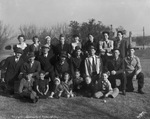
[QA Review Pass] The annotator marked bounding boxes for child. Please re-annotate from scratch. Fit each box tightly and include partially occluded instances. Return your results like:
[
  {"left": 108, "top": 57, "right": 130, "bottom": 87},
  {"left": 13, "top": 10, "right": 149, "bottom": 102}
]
[
  {"left": 83, "top": 76, "right": 95, "bottom": 97},
  {"left": 72, "top": 70, "right": 84, "bottom": 94},
  {"left": 36, "top": 71, "right": 49, "bottom": 99},
  {"left": 18, "top": 73, "right": 38, "bottom": 103},
  {"left": 61, "top": 72, "right": 74, "bottom": 98},
  {"left": 94, "top": 73, "right": 119, "bottom": 99},
  {"left": 49, "top": 77, "right": 64, "bottom": 98}
]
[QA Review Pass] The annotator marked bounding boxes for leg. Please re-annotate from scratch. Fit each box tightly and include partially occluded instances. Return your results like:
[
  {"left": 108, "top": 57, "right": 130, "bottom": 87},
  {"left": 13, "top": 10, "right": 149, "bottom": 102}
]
[
  {"left": 117, "top": 73, "right": 126, "bottom": 95},
  {"left": 94, "top": 91, "right": 104, "bottom": 99},
  {"left": 108, "top": 75, "right": 116, "bottom": 89},
  {"left": 126, "top": 73, "right": 134, "bottom": 92},
  {"left": 137, "top": 72, "right": 144, "bottom": 94}
]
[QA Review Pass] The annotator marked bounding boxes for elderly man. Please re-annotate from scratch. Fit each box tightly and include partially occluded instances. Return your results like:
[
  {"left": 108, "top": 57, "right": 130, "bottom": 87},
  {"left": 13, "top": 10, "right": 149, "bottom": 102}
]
[
  {"left": 2, "top": 48, "right": 24, "bottom": 95},
  {"left": 124, "top": 47, "right": 144, "bottom": 94},
  {"left": 85, "top": 45, "right": 102, "bottom": 83},
  {"left": 105, "top": 49, "right": 126, "bottom": 95}
]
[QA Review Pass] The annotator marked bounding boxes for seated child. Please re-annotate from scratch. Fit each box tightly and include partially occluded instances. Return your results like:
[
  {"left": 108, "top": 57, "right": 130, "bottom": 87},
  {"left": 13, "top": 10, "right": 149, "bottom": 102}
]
[
  {"left": 49, "top": 77, "right": 64, "bottom": 99},
  {"left": 94, "top": 73, "right": 119, "bottom": 99},
  {"left": 36, "top": 71, "right": 49, "bottom": 99},
  {"left": 72, "top": 70, "right": 84, "bottom": 94},
  {"left": 61, "top": 72, "right": 74, "bottom": 98},
  {"left": 18, "top": 73, "right": 38, "bottom": 103},
  {"left": 83, "top": 76, "right": 95, "bottom": 97}
]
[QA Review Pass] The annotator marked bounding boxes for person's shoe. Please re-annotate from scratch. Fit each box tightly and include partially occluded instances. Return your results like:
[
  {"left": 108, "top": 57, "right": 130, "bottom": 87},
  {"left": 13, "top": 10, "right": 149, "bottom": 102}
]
[
  {"left": 126, "top": 89, "right": 134, "bottom": 92},
  {"left": 32, "top": 97, "right": 38, "bottom": 103},
  {"left": 122, "top": 90, "right": 126, "bottom": 95},
  {"left": 138, "top": 90, "right": 144, "bottom": 94}
]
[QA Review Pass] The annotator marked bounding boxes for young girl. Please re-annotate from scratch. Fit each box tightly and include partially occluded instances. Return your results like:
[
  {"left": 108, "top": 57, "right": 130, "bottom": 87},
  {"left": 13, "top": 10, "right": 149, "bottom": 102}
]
[
  {"left": 36, "top": 71, "right": 49, "bottom": 99},
  {"left": 49, "top": 77, "right": 64, "bottom": 99}
]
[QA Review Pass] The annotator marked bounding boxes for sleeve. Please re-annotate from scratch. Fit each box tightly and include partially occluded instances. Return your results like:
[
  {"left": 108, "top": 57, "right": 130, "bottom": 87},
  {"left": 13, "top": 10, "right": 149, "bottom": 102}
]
[
  {"left": 116, "top": 59, "right": 124, "bottom": 74},
  {"left": 107, "top": 81, "right": 113, "bottom": 91},
  {"left": 19, "top": 79, "right": 25, "bottom": 93},
  {"left": 85, "top": 59, "right": 89, "bottom": 76},
  {"left": 135, "top": 57, "right": 142, "bottom": 75}
]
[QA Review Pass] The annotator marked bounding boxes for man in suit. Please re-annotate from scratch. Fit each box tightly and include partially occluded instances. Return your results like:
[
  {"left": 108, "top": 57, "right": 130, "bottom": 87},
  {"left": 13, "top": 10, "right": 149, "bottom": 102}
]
[
  {"left": 2, "top": 48, "right": 24, "bottom": 95},
  {"left": 105, "top": 49, "right": 126, "bottom": 95},
  {"left": 83, "top": 34, "right": 99, "bottom": 56},
  {"left": 37, "top": 44, "right": 55, "bottom": 82},
  {"left": 124, "top": 47, "right": 144, "bottom": 94},
  {"left": 54, "top": 52, "right": 70, "bottom": 80},
  {"left": 114, "top": 31, "right": 129, "bottom": 58},
  {"left": 70, "top": 46, "right": 84, "bottom": 77},
  {"left": 20, "top": 52, "right": 41, "bottom": 80},
  {"left": 85, "top": 45, "right": 102, "bottom": 83},
  {"left": 54, "top": 34, "right": 71, "bottom": 58}
]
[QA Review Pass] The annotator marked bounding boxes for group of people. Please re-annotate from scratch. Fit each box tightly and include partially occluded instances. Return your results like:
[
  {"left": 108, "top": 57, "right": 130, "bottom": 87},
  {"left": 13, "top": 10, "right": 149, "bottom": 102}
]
[{"left": 1, "top": 31, "right": 145, "bottom": 103}]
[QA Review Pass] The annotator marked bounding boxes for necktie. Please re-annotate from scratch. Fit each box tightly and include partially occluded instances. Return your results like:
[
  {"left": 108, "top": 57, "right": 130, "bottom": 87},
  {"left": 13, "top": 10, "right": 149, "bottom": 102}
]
[{"left": 92, "top": 56, "right": 95, "bottom": 72}]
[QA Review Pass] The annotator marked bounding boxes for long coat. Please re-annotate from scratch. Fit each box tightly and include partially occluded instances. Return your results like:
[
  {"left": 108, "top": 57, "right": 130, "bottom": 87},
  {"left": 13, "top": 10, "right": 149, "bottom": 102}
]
[{"left": 3, "top": 56, "right": 24, "bottom": 86}]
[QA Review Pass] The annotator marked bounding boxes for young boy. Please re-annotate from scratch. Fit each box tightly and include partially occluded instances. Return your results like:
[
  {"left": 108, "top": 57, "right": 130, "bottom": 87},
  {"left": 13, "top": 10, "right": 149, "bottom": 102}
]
[
  {"left": 18, "top": 73, "right": 38, "bottom": 103},
  {"left": 83, "top": 76, "right": 95, "bottom": 97},
  {"left": 36, "top": 71, "right": 49, "bottom": 99},
  {"left": 94, "top": 73, "right": 119, "bottom": 99},
  {"left": 72, "top": 70, "right": 84, "bottom": 93},
  {"left": 49, "top": 77, "right": 64, "bottom": 98},
  {"left": 61, "top": 72, "right": 74, "bottom": 98}
]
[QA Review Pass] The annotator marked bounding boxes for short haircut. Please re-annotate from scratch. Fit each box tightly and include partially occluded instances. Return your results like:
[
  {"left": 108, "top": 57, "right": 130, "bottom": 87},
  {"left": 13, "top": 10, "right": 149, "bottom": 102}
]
[
  {"left": 32, "top": 36, "right": 38, "bottom": 40},
  {"left": 117, "top": 31, "right": 124, "bottom": 35},
  {"left": 18, "top": 34, "right": 25, "bottom": 40}
]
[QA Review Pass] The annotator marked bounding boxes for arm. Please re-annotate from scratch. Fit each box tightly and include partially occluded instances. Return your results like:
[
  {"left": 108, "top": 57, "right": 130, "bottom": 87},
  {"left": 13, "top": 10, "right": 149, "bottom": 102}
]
[
  {"left": 135, "top": 57, "right": 142, "bottom": 75},
  {"left": 44, "top": 85, "right": 49, "bottom": 95},
  {"left": 36, "top": 85, "right": 43, "bottom": 95},
  {"left": 85, "top": 59, "right": 90, "bottom": 76}
]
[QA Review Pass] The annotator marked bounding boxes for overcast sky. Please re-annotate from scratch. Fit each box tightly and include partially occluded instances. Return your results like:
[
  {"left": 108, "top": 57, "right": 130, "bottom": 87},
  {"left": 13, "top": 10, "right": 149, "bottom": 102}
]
[{"left": 0, "top": 0, "right": 150, "bottom": 36}]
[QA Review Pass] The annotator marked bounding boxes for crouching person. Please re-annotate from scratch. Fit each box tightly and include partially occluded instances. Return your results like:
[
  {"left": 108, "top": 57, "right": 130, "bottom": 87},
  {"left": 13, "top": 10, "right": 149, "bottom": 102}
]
[
  {"left": 18, "top": 73, "right": 38, "bottom": 103},
  {"left": 36, "top": 71, "right": 49, "bottom": 99},
  {"left": 49, "top": 77, "right": 64, "bottom": 99},
  {"left": 94, "top": 73, "right": 119, "bottom": 99}
]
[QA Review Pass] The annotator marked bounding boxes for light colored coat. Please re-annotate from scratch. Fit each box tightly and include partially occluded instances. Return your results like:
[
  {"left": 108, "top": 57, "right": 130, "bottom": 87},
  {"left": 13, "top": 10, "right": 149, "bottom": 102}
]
[{"left": 85, "top": 55, "right": 102, "bottom": 77}]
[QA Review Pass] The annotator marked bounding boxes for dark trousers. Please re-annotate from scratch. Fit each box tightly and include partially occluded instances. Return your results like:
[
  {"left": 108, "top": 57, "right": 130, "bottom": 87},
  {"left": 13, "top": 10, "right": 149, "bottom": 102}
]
[
  {"left": 126, "top": 72, "right": 144, "bottom": 91},
  {"left": 108, "top": 73, "right": 126, "bottom": 91}
]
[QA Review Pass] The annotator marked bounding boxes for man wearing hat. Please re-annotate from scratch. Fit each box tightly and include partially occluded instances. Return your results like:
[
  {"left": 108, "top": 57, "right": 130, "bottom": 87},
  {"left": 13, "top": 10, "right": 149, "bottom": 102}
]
[
  {"left": 37, "top": 44, "right": 55, "bottom": 87},
  {"left": 124, "top": 46, "right": 144, "bottom": 94},
  {"left": 20, "top": 52, "right": 41, "bottom": 80},
  {"left": 104, "top": 48, "right": 126, "bottom": 95},
  {"left": 54, "top": 51, "right": 70, "bottom": 80},
  {"left": 85, "top": 45, "right": 102, "bottom": 83},
  {"left": 2, "top": 48, "right": 24, "bottom": 95},
  {"left": 70, "top": 46, "right": 84, "bottom": 77}
]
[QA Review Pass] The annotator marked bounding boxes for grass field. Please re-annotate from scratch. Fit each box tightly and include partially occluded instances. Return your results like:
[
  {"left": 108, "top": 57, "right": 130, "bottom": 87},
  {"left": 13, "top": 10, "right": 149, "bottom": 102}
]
[{"left": 0, "top": 49, "right": 150, "bottom": 119}]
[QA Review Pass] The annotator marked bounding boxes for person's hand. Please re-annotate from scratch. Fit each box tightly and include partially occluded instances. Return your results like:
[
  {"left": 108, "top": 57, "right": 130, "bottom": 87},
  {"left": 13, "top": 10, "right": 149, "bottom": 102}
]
[
  {"left": 49, "top": 95, "right": 53, "bottom": 98},
  {"left": 1, "top": 78, "right": 5, "bottom": 82},
  {"left": 111, "top": 70, "right": 116, "bottom": 75}
]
